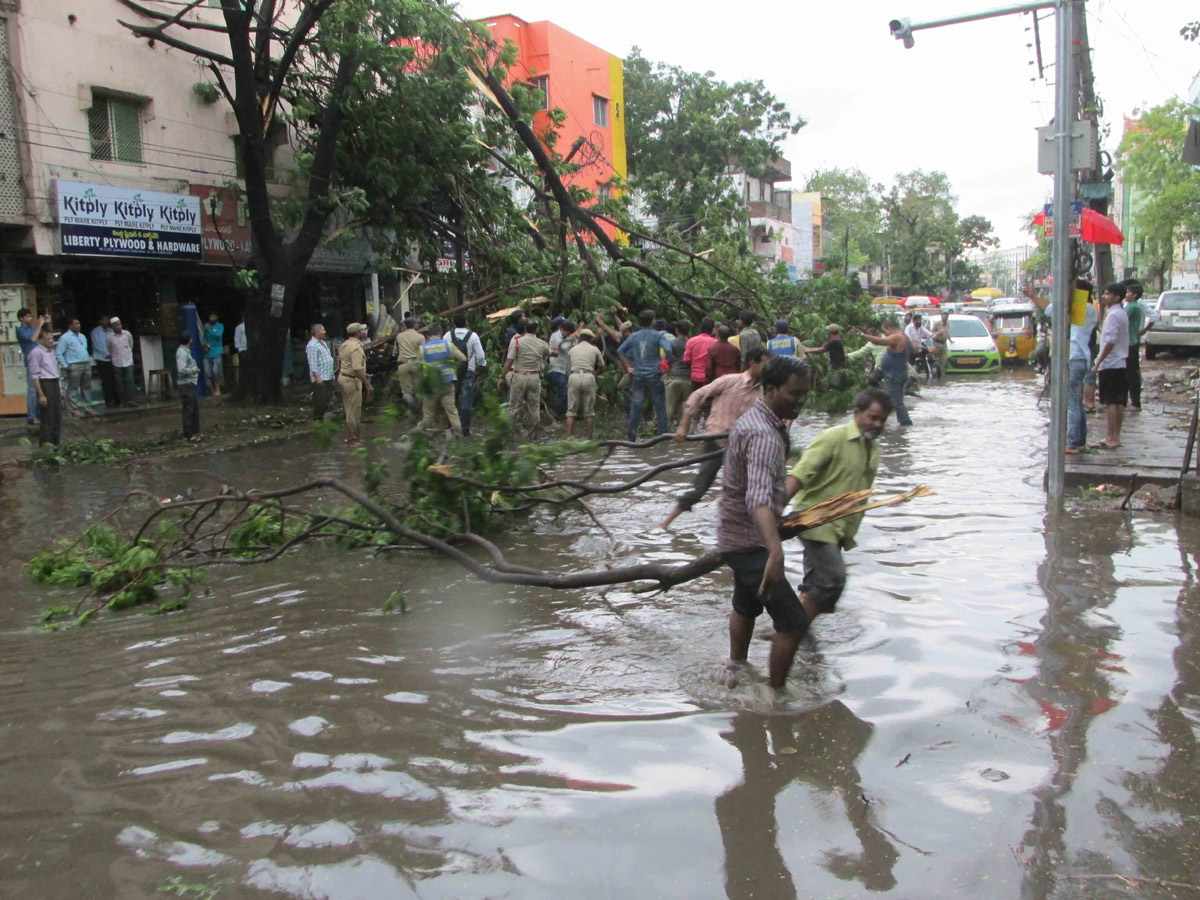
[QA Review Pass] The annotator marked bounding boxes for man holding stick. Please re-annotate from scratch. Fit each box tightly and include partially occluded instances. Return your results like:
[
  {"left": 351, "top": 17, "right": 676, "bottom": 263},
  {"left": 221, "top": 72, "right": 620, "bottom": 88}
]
[{"left": 782, "top": 387, "right": 892, "bottom": 635}]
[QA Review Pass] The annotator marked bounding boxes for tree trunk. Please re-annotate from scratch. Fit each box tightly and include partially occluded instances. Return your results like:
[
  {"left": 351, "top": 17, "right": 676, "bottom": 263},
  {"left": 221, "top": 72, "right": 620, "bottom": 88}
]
[{"left": 240, "top": 255, "right": 303, "bottom": 404}]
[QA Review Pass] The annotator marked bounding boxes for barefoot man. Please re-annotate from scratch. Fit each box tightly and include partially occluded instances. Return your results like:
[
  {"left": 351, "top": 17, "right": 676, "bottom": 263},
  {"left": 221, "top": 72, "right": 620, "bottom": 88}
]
[
  {"left": 716, "top": 355, "right": 811, "bottom": 689},
  {"left": 782, "top": 387, "right": 892, "bottom": 635}
]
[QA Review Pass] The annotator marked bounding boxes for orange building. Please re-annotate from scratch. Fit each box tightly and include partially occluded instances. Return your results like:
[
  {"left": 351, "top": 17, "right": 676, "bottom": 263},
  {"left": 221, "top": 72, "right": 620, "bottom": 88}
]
[{"left": 479, "top": 14, "right": 627, "bottom": 228}]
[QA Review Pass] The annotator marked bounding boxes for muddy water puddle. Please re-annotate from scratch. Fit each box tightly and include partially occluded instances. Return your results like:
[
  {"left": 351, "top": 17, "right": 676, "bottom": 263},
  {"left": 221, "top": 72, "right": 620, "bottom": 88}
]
[{"left": 3, "top": 372, "right": 1199, "bottom": 898}]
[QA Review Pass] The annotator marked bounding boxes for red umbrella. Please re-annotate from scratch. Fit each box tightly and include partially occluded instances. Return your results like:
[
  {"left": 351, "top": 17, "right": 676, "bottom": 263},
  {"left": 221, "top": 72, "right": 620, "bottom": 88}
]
[{"left": 1031, "top": 207, "right": 1124, "bottom": 245}]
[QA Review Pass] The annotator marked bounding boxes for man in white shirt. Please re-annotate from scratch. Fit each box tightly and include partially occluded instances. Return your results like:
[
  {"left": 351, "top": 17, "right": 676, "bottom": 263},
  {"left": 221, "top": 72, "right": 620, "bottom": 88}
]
[
  {"left": 444, "top": 313, "right": 486, "bottom": 435},
  {"left": 904, "top": 313, "right": 932, "bottom": 346},
  {"left": 107, "top": 317, "right": 137, "bottom": 406},
  {"left": 1091, "top": 282, "right": 1130, "bottom": 450}
]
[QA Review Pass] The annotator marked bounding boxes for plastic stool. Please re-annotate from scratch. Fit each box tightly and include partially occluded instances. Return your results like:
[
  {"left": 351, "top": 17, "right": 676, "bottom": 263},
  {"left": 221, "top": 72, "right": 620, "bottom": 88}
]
[{"left": 147, "top": 369, "right": 173, "bottom": 401}]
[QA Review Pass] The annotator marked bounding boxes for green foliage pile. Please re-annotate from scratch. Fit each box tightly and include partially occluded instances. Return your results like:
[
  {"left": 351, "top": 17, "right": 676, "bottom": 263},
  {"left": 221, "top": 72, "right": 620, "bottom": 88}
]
[
  {"left": 33, "top": 438, "right": 134, "bottom": 468},
  {"left": 28, "top": 524, "right": 194, "bottom": 626}
]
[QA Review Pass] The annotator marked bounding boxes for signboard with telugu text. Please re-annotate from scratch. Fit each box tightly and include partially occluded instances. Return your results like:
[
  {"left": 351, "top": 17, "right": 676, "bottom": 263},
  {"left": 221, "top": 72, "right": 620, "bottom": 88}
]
[{"left": 57, "top": 180, "right": 201, "bottom": 261}]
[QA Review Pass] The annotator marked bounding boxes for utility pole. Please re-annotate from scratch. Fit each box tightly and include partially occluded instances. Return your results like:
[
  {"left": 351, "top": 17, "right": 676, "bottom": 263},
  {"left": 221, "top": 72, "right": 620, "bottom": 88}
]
[{"left": 888, "top": 0, "right": 1077, "bottom": 507}]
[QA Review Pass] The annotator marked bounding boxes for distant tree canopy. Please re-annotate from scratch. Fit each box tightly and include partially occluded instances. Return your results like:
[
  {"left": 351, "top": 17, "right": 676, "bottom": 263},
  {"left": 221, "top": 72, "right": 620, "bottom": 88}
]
[
  {"left": 622, "top": 48, "right": 804, "bottom": 237},
  {"left": 1117, "top": 98, "right": 1200, "bottom": 282}
]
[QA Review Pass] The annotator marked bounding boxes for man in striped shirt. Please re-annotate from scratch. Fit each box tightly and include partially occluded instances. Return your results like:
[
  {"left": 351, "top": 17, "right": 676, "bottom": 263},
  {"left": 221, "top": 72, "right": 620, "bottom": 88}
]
[
  {"left": 717, "top": 354, "right": 811, "bottom": 689},
  {"left": 659, "top": 346, "right": 768, "bottom": 530}
]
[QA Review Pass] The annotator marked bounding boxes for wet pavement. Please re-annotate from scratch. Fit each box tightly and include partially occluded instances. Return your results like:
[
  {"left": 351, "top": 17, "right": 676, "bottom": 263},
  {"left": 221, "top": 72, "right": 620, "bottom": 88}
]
[{"left": 2, "top": 369, "right": 1199, "bottom": 898}]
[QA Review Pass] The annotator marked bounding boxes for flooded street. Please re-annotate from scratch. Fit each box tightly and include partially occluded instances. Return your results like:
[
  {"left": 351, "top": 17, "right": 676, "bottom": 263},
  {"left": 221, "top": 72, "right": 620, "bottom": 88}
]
[{"left": 3, "top": 371, "right": 1199, "bottom": 899}]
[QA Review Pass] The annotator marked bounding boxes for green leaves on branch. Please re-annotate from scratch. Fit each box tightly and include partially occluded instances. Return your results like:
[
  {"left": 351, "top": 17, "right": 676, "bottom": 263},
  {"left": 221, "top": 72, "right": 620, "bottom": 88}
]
[{"left": 28, "top": 524, "right": 195, "bottom": 624}]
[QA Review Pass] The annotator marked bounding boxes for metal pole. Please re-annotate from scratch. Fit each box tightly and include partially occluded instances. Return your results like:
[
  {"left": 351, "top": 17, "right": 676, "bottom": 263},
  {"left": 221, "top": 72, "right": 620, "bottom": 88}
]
[
  {"left": 903, "top": 1, "right": 1054, "bottom": 34},
  {"left": 1046, "top": 0, "right": 1075, "bottom": 506}
]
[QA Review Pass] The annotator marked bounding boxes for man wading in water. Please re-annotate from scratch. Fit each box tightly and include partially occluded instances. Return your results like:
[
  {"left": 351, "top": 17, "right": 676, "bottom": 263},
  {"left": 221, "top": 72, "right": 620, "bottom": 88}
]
[
  {"left": 783, "top": 387, "right": 892, "bottom": 638},
  {"left": 717, "top": 355, "right": 811, "bottom": 689}
]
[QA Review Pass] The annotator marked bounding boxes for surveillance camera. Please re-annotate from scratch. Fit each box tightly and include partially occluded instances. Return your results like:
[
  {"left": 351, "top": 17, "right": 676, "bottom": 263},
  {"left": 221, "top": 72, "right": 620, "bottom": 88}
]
[{"left": 889, "top": 17, "right": 915, "bottom": 49}]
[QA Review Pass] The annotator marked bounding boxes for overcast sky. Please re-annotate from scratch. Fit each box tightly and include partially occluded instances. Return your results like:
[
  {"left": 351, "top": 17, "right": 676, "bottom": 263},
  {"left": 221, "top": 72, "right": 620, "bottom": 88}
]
[{"left": 457, "top": 0, "right": 1197, "bottom": 248}]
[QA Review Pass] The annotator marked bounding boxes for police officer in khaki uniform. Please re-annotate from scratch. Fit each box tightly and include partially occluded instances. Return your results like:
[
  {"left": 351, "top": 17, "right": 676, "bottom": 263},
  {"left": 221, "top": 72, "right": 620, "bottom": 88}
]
[
  {"left": 500, "top": 317, "right": 550, "bottom": 430},
  {"left": 393, "top": 317, "right": 426, "bottom": 412},
  {"left": 338, "top": 323, "right": 372, "bottom": 443}
]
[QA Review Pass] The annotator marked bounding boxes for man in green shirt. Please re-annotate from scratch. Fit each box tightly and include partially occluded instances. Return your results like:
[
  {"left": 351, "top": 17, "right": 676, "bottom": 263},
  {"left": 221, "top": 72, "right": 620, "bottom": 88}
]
[
  {"left": 1122, "top": 280, "right": 1151, "bottom": 411},
  {"left": 783, "top": 387, "right": 892, "bottom": 627}
]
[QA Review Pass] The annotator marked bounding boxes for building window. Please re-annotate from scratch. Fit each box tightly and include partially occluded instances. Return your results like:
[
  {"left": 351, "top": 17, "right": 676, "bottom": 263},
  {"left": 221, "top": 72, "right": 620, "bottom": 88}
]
[
  {"left": 88, "top": 95, "right": 143, "bottom": 163},
  {"left": 529, "top": 75, "right": 548, "bottom": 110},
  {"left": 597, "top": 182, "right": 611, "bottom": 202},
  {"left": 593, "top": 95, "right": 608, "bottom": 128}
]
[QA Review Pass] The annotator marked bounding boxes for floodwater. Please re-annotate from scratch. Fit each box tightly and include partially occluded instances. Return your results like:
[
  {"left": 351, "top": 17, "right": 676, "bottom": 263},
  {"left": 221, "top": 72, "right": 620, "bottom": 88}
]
[{"left": 2, "top": 372, "right": 1199, "bottom": 899}]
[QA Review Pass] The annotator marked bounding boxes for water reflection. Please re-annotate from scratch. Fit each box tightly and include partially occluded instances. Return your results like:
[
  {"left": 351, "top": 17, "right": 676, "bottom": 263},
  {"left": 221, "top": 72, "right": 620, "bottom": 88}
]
[
  {"left": 716, "top": 701, "right": 898, "bottom": 898},
  {"left": 1020, "top": 509, "right": 1130, "bottom": 897},
  {"left": 1094, "top": 519, "right": 1200, "bottom": 891}
]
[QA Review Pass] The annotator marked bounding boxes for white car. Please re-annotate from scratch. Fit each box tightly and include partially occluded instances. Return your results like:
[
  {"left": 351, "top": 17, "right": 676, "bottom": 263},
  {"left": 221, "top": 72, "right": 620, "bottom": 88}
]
[{"left": 1145, "top": 290, "right": 1200, "bottom": 358}]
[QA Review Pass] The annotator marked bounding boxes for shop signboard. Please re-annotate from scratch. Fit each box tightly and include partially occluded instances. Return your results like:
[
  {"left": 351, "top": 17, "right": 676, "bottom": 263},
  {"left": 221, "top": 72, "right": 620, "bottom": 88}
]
[
  {"left": 57, "top": 180, "right": 202, "bottom": 261},
  {"left": 189, "top": 184, "right": 252, "bottom": 265}
]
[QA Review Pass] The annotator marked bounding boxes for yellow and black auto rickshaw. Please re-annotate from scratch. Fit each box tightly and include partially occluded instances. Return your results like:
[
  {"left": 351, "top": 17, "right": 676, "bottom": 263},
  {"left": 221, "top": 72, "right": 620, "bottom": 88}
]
[{"left": 988, "top": 300, "right": 1037, "bottom": 364}]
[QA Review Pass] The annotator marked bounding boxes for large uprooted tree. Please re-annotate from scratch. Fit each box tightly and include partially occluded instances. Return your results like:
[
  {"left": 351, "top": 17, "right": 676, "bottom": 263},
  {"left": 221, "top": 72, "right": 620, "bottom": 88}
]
[
  {"left": 41, "top": 2, "right": 922, "bottom": 627},
  {"left": 117, "top": 0, "right": 522, "bottom": 402}
]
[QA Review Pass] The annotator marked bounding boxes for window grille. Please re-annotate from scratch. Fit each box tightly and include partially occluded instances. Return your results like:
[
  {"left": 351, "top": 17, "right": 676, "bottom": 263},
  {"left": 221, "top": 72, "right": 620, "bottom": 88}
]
[
  {"left": 593, "top": 95, "right": 608, "bottom": 128},
  {"left": 88, "top": 96, "right": 143, "bottom": 163},
  {"left": 0, "top": 22, "right": 24, "bottom": 216},
  {"left": 529, "top": 75, "right": 548, "bottom": 110}
]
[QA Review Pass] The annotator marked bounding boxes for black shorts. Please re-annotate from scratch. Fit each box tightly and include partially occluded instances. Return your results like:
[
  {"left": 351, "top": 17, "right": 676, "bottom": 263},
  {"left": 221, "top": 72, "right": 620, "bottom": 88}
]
[
  {"left": 1098, "top": 367, "right": 1128, "bottom": 407},
  {"left": 723, "top": 548, "right": 807, "bottom": 635}
]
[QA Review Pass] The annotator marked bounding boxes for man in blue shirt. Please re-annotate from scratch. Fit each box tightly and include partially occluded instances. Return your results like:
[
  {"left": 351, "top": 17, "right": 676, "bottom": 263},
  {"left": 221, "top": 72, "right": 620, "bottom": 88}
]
[
  {"left": 16, "top": 307, "right": 47, "bottom": 425},
  {"left": 201, "top": 311, "right": 225, "bottom": 396},
  {"left": 1025, "top": 280, "right": 1098, "bottom": 453},
  {"left": 618, "top": 308, "right": 674, "bottom": 441},
  {"left": 90, "top": 314, "right": 117, "bottom": 408},
  {"left": 55, "top": 317, "right": 94, "bottom": 416}
]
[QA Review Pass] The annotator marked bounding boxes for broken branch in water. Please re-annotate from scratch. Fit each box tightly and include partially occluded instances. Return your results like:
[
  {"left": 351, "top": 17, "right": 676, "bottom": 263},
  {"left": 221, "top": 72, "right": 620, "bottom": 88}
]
[{"left": 30, "top": 448, "right": 931, "bottom": 620}]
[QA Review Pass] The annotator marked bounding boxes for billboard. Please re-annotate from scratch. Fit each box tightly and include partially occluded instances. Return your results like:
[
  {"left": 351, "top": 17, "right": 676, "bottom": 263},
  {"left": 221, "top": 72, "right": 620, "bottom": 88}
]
[
  {"left": 190, "top": 184, "right": 252, "bottom": 265},
  {"left": 57, "top": 180, "right": 201, "bottom": 261}
]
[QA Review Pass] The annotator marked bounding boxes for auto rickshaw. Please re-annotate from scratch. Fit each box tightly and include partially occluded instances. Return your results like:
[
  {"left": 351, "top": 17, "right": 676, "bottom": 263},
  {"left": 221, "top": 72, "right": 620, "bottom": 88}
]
[{"left": 988, "top": 300, "right": 1038, "bottom": 364}]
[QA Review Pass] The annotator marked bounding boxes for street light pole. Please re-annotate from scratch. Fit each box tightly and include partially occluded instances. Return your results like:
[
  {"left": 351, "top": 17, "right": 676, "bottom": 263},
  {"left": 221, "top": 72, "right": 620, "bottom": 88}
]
[
  {"left": 1046, "top": 0, "right": 1076, "bottom": 506},
  {"left": 888, "top": 0, "right": 1076, "bottom": 506}
]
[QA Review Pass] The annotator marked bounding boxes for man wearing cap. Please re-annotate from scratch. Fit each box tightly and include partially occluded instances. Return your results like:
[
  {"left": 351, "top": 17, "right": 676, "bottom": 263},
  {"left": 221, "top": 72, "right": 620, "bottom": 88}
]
[
  {"left": 419, "top": 325, "right": 466, "bottom": 438},
  {"left": 501, "top": 318, "right": 550, "bottom": 430},
  {"left": 767, "top": 320, "right": 803, "bottom": 357},
  {"left": 929, "top": 312, "right": 949, "bottom": 373},
  {"left": 393, "top": 317, "right": 426, "bottom": 413},
  {"left": 108, "top": 317, "right": 137, "bottom": 406},
  {"left": 306, "top": 323, "right": 335, "bottom": 422},
  {"left": 566, "top": 329, "right": 604, "bottom": 438},
  {"left": 338, "top": 323, "right": 372, "bottom": 443}
]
